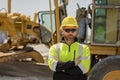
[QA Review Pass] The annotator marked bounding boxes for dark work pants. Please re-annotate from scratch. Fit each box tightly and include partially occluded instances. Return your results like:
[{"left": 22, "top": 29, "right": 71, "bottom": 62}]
[{"left": 53, "top": 72, "right": 86, "bottom": 80}]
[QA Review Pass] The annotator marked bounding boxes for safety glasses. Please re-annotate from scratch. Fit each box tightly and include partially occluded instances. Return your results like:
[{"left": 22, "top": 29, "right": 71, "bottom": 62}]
[{"left": 64, "top": 29, "right": 77, "bottom": 33}]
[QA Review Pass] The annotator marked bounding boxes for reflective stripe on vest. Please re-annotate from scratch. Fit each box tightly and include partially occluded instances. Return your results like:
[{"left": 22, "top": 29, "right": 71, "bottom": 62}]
[
  {"left": 78, "top": 44, "right": 83, "bottom": 56},
  {"left": 52, "top": 60, "right": 58, "bottom": 71},
  {"left": 56, "top": 43, "right": 61, "bottom": 57}
]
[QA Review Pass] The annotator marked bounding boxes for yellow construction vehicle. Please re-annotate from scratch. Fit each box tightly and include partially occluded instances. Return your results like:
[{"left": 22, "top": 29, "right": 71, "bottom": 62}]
[
  {"left": 0, "top": 8, "right": 45, "bottom": 63},
  {"left": 38, "top": 0, "right": 120, "bottom": 80},
  {"left": 0, "top": 0, "right": 53, "bottom": 79},
  {"left": 0, "top": 0, "right": 120, "bottom": 80},
  {"left": 87, "top": 0, "right": 120, "bottom": 80}
]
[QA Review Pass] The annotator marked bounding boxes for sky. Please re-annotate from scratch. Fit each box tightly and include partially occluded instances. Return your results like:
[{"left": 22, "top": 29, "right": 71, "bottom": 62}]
[{"left": 0, "top": 0, "right": 92, "bottom": 21}]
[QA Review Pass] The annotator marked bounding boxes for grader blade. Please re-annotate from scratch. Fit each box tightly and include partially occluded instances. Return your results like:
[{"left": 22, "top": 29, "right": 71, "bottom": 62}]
[{"left": 0, "top": 47, "right": 44, "bottom": 63}]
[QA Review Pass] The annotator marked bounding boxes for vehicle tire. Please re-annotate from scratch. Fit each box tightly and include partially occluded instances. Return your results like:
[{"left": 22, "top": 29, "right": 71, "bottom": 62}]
[{"left": 87, "top": 56, "right": 120, "bottom": 80}]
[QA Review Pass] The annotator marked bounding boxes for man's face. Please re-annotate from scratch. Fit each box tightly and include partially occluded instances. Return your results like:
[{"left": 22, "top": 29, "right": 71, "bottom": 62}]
[{"left": 61, "top": 26, "right": 77, "bottom": 40}]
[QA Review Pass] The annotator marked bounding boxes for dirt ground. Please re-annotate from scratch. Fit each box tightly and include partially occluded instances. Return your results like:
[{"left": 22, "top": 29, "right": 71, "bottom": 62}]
[{"left": 0, "top": 62, "right": 53, "bottom": 80}]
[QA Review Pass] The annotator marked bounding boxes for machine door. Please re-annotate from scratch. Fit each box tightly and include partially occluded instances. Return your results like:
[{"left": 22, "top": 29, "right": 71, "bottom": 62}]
[{"left": 92, "top": 0, "right": 120, "bottom": 46}]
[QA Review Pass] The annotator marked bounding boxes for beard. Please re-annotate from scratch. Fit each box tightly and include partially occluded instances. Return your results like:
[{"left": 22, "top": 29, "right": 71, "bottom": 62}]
[{"left": 64, "top": 34, "right": 75, "bottom": 43}]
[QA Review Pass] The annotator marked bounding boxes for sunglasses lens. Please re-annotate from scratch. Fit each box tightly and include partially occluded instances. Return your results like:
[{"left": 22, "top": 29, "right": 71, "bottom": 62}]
[
  {"left": 64, "top": 29, "right": 70, "bottom": 32},
  {"left": 64, "top": 29, "right": 76, "bottom": 33},
  {"left": 71, "top": 29, "right": 76, "bottom": 32}
]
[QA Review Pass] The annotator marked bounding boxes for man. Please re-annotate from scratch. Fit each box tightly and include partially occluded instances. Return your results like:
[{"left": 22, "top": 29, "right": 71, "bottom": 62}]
[{"left": 48, "top": 16, "right": 91, "bottom": 80}]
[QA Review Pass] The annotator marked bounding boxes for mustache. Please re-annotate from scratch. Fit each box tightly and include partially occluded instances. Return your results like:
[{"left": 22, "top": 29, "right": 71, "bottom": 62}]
[
  {"left": 68, "top": 34, "right": 73, "bottom": 36},
  {"left": 68, "top": 34, "right": 74, "bottom": 36}
]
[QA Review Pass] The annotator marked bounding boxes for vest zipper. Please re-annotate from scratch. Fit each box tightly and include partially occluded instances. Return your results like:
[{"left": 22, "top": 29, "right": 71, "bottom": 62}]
[
  {"left": 68, "top": 45, "right": 70, "bottom": 52},
  {"left": 73, "top": 50, "right": 76, "bottom": 60}
]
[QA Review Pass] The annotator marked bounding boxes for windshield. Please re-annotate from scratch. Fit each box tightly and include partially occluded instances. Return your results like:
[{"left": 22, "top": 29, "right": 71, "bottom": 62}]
[
  {"left": 38, "top": 11, "right": 56, "bottom": 33},
  {"left": 37, "top": 11, "right": 56, "bottom": 44},
  {"left": 92, "top": 0, "right": 120, "bottom": 45}
]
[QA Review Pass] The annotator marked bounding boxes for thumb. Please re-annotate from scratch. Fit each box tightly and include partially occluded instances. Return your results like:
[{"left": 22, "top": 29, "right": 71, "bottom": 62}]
[
  {"left": 54, "top": 56, "right": 59, "bottom": 61},
  {"left": 77, "top": 56, "right": 81, "bottom": 59}
]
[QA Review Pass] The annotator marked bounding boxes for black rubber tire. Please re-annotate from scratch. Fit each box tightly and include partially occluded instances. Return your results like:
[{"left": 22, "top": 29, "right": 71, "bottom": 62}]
[{"left": 87, "top": 56, "right": 120, "bottom": 80}]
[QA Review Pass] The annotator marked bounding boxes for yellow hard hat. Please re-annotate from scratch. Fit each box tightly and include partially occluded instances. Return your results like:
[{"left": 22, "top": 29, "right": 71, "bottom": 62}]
[{"left": 61, "top": 16, "right": 78, "bottom": 29}]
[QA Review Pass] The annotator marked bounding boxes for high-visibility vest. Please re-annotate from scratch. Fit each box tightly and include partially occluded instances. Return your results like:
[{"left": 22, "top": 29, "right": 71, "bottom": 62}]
[{"left": 48, "top": 42, "right": 91, "bottom": 74}]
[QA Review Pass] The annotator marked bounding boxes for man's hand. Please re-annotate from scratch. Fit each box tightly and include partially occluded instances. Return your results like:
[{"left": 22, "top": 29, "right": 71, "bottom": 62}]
[
  {"left": 75, "top": 56, "right": 81, "bottom": 66},
  {"left": 54, "top": 56, "right": 59, "bottom": 61}
]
